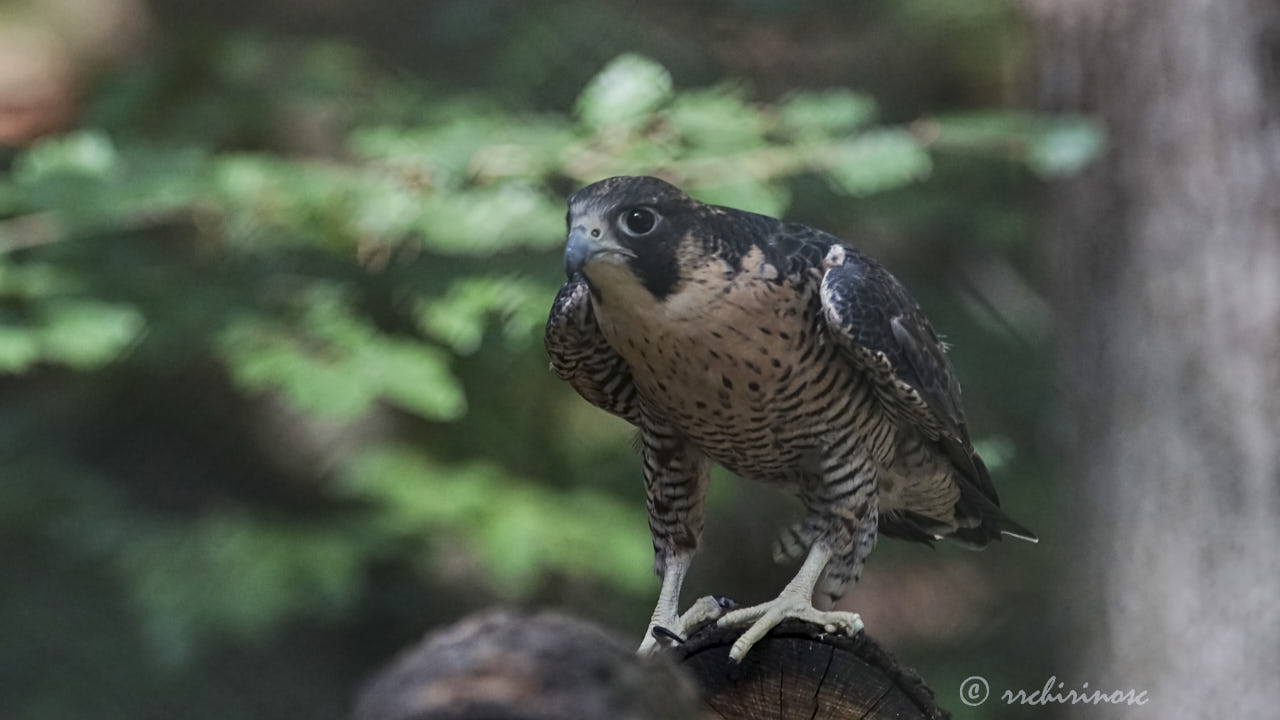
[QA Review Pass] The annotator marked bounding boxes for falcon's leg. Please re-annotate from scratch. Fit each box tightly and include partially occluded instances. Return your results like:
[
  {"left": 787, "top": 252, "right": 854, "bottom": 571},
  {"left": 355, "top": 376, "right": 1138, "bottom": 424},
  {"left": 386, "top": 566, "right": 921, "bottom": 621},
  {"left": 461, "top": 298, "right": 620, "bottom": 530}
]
[
  {"left": 638, "top": 551, "right": 688, "bottom": 654},
  {"left": 719, "top": 491, "right": 878, "bottom": 663},
  {"left": 715, "top": 541, "right": 864, "bottom": 662},
  {"left": 637, "top": 556, "right": 727, "bottom": 653},
  {"left": 635, "top": 421, "right": 712, "bottom": 655}
]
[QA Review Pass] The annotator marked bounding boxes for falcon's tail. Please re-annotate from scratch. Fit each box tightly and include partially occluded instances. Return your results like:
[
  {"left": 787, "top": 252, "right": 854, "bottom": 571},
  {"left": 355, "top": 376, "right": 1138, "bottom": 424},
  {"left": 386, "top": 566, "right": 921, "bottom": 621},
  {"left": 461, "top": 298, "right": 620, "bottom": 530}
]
[
  {"left": 995, "top": 514, "right": 1039, "bottom": 543},
  {"left": 948, "top": 492, "right": 1039, "bottom": 549},
  {"left": 947, "top": 444, "right": 1038, "bottom": 549}
]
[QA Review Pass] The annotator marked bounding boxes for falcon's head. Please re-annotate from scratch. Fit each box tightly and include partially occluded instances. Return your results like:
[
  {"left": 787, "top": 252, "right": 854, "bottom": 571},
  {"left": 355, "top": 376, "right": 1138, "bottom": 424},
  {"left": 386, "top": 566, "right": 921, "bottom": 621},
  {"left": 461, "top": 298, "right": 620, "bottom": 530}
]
[{"left": 563, "top": 176, "right": 703, "bottom": 303}]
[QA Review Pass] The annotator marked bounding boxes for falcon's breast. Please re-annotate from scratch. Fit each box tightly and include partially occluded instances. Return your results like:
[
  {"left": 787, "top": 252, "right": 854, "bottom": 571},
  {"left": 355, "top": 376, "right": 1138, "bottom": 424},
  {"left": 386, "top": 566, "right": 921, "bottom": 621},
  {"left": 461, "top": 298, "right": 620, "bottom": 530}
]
[{"left": 588, "top": 244, "right": 885, "bottom": 484}]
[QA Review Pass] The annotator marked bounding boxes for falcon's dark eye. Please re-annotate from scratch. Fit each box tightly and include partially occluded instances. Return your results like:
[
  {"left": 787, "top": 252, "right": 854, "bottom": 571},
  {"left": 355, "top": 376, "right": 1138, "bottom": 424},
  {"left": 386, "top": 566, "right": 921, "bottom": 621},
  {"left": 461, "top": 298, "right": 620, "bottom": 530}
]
[{"left": 619, "top": 208, "right": 658, "bottom": 237}]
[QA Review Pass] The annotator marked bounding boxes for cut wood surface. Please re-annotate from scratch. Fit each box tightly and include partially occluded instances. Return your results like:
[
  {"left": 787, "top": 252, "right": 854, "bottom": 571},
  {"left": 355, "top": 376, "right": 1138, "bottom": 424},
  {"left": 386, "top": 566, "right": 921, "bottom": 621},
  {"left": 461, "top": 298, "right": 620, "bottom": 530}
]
[{"left": 675, "top": 619, "right": 949, "bottom": 720}]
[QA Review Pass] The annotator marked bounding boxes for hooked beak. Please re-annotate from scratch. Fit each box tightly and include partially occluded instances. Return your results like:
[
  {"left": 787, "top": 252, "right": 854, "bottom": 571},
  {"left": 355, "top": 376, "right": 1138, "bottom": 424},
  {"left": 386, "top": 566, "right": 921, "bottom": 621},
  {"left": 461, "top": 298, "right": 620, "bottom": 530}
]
[
  {"left": 564, "top": 224, "right": 636, "bottom": 279},
  {"left": 564, "top": 226, "right": 595, "bottom": 279}
]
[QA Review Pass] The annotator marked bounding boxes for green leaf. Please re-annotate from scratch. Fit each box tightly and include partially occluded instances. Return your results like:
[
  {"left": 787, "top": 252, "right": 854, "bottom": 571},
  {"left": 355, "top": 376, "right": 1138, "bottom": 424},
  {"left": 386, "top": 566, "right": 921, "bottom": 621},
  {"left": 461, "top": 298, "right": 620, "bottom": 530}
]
[
  {"left": 212, "top": 154, "right": 421, "bottom": 249},
  {"left": 1026, "top": 118, "right": 1105, "bottom": 177},
  {"left": 14, "top": 129, "right": 120, "bottom": 182},
  {"left": 0, "top": 325, "right": 41, "bottom": 372},
  {"left": 778, "top": 90, "right": 878, "bottom": 139},
  {"left": 415, "top": 182, "right": 563, "bottom": 254},
  {"left": 363, "top": 339, "right": 467, "bottom": 420},
  {"left": 351, "top": 115, "right": 508, "bottom": 186},
  {"left": 339, "top": 446, "right": 653, "bottom": 595},
  {"left": 218, "top": 314, "right": 379, "bottom": 420},
  {"left": 416, "top": 275, "right": 549, "bottom": 355},
  {"left": 824, "top": 129, "right": 932, "bottom": 196},
  {"left": 336, "top": 447, "right": 496, "bottom": 527},
  {"left": 666, "top": 88, "right": 766, "bottom": 151},
  {"left": 575, "top": 54, "right": 673, "bottom": 130},
  {"left": 0, "top": 262, "right": 82, "bottom": 298},
  {"left": 219, "top": 289, "right": 469, "bottom": 422},
  {"left": 37, "top": 300, "right": 145, "bottom": 369},
  {"left": 929, "top": 112, "right": 1105, "bottom": 177},
  {"left": 354, "top": 115, "right": 577, "bottom": 185}
]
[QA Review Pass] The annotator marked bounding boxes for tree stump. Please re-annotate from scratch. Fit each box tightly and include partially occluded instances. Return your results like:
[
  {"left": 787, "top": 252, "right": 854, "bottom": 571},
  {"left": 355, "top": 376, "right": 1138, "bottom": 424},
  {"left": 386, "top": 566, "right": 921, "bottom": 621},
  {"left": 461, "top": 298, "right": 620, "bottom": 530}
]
[{"left": 675, "top": 619, "right": 949, "bottom": 720}]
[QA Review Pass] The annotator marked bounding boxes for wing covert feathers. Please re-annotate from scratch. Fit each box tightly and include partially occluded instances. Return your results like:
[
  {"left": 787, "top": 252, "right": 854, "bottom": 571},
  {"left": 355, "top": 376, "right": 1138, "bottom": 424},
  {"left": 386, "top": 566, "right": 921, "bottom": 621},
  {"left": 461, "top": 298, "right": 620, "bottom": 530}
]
[{"left": 819, "top": 248, "right": 1037, "bottom": 546}]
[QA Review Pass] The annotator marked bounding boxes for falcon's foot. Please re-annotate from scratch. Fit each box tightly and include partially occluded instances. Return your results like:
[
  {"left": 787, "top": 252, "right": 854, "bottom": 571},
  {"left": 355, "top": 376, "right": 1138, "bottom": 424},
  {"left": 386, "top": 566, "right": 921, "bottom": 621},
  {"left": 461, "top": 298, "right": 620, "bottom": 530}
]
[
  {"left": 717, "top": 593, "right": 862, "bottom": 663},
  {"left": 638, "top": 595, "right": 733, "bottom": 655}
]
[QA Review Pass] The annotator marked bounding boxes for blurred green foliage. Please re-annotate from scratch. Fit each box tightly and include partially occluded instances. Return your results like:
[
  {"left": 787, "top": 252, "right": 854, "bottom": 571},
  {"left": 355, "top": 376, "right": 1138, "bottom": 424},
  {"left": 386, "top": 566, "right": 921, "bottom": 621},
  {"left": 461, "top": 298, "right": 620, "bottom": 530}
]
[{"left": 0, "top": 2, "right": 1096, "bottom": 718}]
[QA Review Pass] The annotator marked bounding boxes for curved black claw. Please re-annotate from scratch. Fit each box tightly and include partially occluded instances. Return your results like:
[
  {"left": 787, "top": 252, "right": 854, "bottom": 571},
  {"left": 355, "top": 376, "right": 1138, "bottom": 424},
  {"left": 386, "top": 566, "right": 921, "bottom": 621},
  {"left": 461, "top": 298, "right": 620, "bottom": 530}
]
[{"left": 650, "top": 625, "right": 686, "bottom": 646}]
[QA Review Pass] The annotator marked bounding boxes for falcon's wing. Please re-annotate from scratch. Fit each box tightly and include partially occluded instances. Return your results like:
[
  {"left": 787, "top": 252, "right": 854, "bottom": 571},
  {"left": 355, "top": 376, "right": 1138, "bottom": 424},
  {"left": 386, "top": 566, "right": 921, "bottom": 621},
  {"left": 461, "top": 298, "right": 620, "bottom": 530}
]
[
  {"left": 819, "top": 247, "right": 1037, "bottom": 545},
  {"left": 819, "top": 249, "right": 971, "bottom": 449},
  {"left": 544, "top": 275, "right": 642, "bottom": 426}
]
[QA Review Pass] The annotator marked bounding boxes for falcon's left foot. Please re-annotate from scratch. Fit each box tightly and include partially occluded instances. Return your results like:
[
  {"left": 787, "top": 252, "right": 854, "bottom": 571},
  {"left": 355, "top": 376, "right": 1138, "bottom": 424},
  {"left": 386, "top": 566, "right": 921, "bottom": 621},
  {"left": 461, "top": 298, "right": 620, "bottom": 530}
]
[
  {"left": 716, "top": 541, "right": 863, "bottom": 662},
  {"left": 639, "top": 595, "right": 732, "bottom": 654},
  {"left": 717, "top": 593, "right": 862, "bottom": 662}
]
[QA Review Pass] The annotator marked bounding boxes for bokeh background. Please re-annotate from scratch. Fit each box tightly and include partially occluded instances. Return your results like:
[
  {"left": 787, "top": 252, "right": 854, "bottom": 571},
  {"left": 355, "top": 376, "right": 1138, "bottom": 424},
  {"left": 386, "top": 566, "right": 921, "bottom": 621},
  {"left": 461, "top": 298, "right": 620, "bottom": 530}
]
[{"left": 3, "top": 1, "right": 1276, "bottom": 719}]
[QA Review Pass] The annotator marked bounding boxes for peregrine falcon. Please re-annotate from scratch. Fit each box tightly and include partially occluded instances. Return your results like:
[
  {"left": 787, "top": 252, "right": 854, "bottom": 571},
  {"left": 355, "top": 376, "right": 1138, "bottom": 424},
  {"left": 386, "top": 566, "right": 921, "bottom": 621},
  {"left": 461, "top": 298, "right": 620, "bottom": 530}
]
[{"left": 545, "top": 176, "right": 1036, "bottom": 662}]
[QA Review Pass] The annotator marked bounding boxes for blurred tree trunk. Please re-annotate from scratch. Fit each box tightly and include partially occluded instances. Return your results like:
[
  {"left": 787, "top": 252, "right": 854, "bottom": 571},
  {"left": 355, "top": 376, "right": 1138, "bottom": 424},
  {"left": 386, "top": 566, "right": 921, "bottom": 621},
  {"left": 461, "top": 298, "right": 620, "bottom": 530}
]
[{"left": 1030, "top": 0, "right": 1280, "bottom": 717}]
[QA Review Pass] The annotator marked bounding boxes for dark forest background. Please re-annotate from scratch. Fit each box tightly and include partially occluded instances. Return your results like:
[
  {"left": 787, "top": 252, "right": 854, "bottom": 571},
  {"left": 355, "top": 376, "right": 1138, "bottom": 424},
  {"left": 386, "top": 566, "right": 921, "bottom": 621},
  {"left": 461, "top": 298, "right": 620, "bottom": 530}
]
[{"left": 4, "top": 1, "right": 1274, "bottom": 718}]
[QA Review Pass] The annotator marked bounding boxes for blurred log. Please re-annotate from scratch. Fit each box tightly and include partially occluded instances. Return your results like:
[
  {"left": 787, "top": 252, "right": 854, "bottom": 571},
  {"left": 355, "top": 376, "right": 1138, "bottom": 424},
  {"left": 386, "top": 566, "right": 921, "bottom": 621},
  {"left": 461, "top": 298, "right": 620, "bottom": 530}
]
[
  {"left": 352, "top": 610, "right": 705, "bottom": 720},
  {"left": 676, "top": 619, "right": 949, "bottom": 720}
]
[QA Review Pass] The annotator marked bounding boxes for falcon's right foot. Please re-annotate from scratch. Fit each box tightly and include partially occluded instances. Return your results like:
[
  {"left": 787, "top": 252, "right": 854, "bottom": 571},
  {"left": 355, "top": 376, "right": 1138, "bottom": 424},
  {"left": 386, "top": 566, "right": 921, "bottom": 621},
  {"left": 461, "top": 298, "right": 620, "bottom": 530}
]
[{"left": 717, "top": 593, "right": 862, "bottom": 662}]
